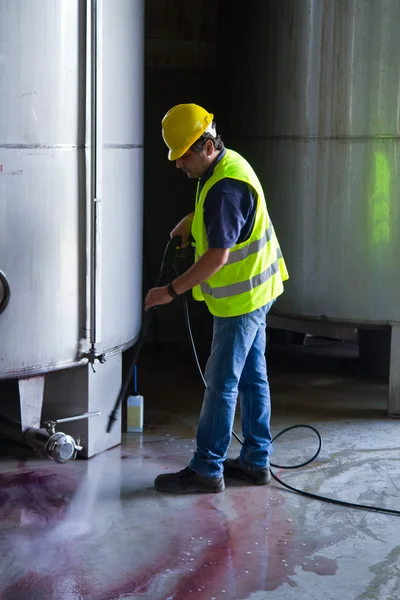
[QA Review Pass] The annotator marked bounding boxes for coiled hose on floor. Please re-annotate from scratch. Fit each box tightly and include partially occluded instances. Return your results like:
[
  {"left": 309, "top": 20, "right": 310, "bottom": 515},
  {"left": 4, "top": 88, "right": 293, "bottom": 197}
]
[
  {"left": 173, "top": 246, "right": 400, "bottom": 517},
  {"left": 110, "top": 236, "right": 400, "bottom": 516}
]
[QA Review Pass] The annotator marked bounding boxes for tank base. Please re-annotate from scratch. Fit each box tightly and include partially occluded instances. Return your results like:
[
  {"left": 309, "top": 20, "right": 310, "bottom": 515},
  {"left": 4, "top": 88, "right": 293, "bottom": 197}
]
[
  {"left": 269, "top": 313, "right": 400, "bottom": 417},
  {"left": 389, "top": 327, "right": 400, "bottom": 418},
  {"left": 43, "top": 353, "right": 122, "bottom": 458},
  {"left": 19, "top": 375, "right": 45, "bottom": 430}
]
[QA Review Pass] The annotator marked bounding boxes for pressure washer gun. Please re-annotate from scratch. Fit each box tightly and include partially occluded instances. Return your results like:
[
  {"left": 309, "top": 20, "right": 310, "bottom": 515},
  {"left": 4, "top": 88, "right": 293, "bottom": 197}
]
[{"left": 106, "top": 236, "right": 183, "bottom": 433}]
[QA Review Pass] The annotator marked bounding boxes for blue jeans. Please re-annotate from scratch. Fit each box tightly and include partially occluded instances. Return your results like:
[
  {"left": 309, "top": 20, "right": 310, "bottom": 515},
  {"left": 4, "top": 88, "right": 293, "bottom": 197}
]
[{"left": 189, "top": 301, "right": 274, "bottom": 478}]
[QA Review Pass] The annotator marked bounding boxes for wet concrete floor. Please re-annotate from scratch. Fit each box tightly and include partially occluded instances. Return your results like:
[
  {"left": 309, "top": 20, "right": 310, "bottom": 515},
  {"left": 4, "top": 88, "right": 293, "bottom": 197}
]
[{"left": 0, "top": 340, "right": 399, "bottom": 599}]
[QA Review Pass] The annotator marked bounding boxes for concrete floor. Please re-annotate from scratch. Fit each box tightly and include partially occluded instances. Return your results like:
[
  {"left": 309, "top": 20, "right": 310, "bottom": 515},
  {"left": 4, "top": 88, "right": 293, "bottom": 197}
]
[{"left": 0, "top": 339, "right": 400, "bottom": 599}]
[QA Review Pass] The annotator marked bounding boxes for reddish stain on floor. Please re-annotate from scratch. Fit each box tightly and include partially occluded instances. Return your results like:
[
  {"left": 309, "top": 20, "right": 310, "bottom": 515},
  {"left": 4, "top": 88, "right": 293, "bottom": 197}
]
[
  {"left": 0, "top": 469, "right": 78, "bottom": 525},
  {"left": 0, "top": 467, "right": 341, "bottom": 600}
]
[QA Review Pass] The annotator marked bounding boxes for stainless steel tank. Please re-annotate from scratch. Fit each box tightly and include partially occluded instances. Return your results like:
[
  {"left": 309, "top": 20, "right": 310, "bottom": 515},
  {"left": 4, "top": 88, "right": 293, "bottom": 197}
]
[
  {"left": 0, "top": 0, "right": 144, "bottom": 378},
  {"left": 220, "top": 0, "right": 400, "bottom": 325},
  {"left": 219, "top": 0, "right": 400, "bottom": 415}
]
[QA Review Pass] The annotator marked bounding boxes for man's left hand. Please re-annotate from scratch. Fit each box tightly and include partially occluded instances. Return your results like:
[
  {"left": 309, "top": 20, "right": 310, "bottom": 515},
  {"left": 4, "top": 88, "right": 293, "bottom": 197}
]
[{"left": 144, "top": 286, "right": 173, "bottom": 311}]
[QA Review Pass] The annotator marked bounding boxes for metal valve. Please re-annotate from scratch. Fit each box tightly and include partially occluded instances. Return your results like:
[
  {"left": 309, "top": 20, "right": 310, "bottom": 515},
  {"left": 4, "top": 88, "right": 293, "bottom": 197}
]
[
  {"left": 44, "top": 431, "right": 83, "bottom": 464},
  {"left": 43, "top": 411, "right": 101, "bottom": 435},
  {"left": 24, "top": 411, "right": 102, "bottom": 464},
  {"left": 80, "top": 349, "right": 107, "bottom": 372}
]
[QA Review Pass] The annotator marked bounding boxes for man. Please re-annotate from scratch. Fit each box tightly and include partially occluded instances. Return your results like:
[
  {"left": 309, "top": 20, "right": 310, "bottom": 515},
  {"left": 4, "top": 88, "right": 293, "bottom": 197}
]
[{"left": 145, "top": 103, "right": 288, "bottom": 494}]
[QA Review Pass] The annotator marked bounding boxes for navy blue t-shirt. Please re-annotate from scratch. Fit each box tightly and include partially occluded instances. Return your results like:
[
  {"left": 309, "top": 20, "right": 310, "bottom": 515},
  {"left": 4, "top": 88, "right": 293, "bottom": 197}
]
[{"left": 198, "top": 149, "right": 257, "bottom": 249}]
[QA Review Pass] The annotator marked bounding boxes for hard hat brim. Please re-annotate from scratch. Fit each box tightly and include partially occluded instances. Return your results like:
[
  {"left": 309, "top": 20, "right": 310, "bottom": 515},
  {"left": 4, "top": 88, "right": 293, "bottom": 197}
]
[{"left": 168, "top": 146, "right": 190, "bottom": 161}]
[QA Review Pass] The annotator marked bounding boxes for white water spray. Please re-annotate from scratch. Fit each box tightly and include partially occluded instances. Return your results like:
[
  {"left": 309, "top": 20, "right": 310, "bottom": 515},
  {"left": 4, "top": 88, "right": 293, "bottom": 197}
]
[{"left": 48, "top": 452, "right": 106, "bottom": 542}]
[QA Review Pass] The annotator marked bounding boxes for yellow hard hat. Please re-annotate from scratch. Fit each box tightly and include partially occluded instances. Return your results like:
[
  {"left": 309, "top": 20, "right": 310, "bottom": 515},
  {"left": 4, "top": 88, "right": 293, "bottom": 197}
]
[{"left": 161, "top": 103, "right": 214, "bottom": 161}]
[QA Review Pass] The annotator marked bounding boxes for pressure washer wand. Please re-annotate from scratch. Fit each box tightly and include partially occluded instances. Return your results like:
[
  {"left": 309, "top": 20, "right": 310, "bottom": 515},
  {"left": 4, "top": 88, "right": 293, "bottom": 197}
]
[{"left": 107, "top": 236, "right": 182, "bottom": 433}]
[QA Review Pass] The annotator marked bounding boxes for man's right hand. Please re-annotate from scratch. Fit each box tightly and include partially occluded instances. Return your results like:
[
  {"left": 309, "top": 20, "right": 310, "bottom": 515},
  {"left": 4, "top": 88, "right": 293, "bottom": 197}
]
[{"left": 170, "top": 212, "right": 194, "bottom": 248}]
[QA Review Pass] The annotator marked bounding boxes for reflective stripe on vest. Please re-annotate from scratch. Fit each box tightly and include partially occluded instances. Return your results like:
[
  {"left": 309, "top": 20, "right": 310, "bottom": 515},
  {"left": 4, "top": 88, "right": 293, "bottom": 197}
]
[
  {"left": 200, "top": 256, "right": 283, "bottom": 299},
  {"left": 226, "top": 222, "right": 273, "bottom": 266}
]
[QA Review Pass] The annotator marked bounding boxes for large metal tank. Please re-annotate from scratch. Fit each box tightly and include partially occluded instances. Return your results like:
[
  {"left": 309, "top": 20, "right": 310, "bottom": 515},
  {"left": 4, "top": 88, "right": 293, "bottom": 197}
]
[
  {"left": 220, "top": 0, "right": 400, "bottom": 325},
  {"left": 0, "top": 0, "right": 144, "bottom": 378},
  {"left": 219, "top": 0, "right": 400, "bottom": 415}
]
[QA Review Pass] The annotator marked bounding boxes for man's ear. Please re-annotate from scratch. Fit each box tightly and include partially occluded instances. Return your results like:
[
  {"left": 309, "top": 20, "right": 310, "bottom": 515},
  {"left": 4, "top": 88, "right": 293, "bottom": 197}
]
[{"left": 206, "top": 139, "right": 214, "bottom": 156}]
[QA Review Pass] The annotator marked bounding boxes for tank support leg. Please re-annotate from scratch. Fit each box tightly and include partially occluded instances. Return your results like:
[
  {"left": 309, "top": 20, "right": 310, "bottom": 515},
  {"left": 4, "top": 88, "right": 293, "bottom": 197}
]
[
  {"left": 43, "top": 353, "right": 122, "bottom": 457},
  {"left": 18, "top": 375, "right": 45, "bottom": 430},
  {"left": 388, "top": 326, "right": 400, "bottom": 417}
]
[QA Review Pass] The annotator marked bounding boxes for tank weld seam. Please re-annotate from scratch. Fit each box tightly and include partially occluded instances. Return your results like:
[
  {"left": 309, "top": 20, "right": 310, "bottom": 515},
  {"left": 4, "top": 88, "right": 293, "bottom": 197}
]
[{"left": 0, "top": 143, "right": 144, "bottom": 149}]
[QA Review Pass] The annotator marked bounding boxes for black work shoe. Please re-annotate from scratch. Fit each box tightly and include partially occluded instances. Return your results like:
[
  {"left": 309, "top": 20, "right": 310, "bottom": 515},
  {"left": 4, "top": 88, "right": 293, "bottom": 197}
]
[
  {"left": 223, "top": 458, "right": 272, "bottom": 485},
  {"left": 154, "top": 467, "right": 225, "bottom": 494}
]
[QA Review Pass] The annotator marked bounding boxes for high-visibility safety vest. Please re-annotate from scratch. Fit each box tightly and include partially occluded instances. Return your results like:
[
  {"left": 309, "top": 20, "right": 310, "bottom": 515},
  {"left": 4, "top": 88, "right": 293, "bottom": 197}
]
[{"left": 191, "top": 149, "right": 289, "bottom": 317}]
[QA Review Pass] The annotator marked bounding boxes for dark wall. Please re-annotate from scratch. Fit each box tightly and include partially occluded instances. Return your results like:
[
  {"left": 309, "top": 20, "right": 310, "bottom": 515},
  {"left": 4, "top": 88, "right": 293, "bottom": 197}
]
[
  {"left": 142, "top": 1, "right": 265, "bottom": 348},
  {"left": 143, "top": 0, "right": 219, "bottom": 347}
]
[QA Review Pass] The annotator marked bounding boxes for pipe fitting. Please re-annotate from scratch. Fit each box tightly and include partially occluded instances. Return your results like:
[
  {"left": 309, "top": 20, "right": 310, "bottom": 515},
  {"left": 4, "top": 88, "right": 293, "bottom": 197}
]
[
  {"left": 23, "top": 428, "right": 83, "bottom": 464},
  {"left": 0, "top": 411, "right": 100, "bottom": 463}
]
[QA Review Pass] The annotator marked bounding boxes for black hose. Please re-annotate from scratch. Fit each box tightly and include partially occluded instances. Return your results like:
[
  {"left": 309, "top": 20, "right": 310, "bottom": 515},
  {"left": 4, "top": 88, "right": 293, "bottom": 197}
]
[
  {"left": 106, "top": 312, "right": 152, "bottom": 433},
  {"left": 176, "top": 268, "right": 400, "bottom": 516},
  {"left": 110, "top": 237, "right": 400, "bottom": 516}
]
